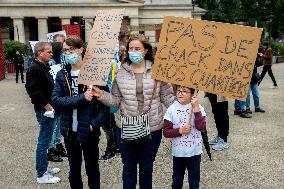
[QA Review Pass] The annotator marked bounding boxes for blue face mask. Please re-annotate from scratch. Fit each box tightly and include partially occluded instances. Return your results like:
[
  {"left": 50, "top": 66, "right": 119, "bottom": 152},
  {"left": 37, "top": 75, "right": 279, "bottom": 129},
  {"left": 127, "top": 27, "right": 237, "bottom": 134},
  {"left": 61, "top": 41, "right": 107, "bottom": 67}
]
[
  {"left": 128, "top": 52, "right": 143, "bottom": 64},
  {"left": 64, "top": 53, "right": 80, "bottom": 65}
]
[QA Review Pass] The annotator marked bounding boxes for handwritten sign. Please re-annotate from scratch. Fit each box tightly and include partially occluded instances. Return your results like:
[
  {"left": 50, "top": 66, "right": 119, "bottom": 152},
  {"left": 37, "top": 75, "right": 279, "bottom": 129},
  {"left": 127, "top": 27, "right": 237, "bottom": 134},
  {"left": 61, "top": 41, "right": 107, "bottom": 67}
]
[
  {"left": 77, "top": 9, "right": 125, "bottom": 86},
  {"left": 152, "top": 16, "right": 263, "bottom": 100},
  {"left": 47, "top": 31, "right": 66, "bottom": 42}
]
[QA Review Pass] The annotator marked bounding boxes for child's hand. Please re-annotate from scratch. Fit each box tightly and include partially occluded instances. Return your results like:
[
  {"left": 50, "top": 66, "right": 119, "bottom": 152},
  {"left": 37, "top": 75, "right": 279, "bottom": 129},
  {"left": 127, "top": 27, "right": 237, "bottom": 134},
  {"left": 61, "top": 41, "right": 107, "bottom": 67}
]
[
  {"left": 92, "top": 86, "right": 103, "bottom": 97},
  {"left": 191, "top": 95, "right": 200, "bottom": 112},
  {"left": 179, "top": 124, "right": 192, "bottom": 135}
]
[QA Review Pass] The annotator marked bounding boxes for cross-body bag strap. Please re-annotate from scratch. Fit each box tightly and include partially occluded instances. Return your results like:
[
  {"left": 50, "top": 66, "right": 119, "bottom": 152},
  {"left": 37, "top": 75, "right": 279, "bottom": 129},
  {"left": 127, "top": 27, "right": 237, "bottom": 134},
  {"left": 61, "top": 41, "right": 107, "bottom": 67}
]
[{"left": 147, "top": 80, "right": 157, "bottom": 111}]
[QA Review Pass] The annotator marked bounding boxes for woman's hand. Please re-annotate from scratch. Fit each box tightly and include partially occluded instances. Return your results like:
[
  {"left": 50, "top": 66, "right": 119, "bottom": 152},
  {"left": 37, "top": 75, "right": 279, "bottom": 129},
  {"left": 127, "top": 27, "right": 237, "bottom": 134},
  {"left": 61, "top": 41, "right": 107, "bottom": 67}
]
[
  {"left": 84, "top": 90, "right": 93, "bottom": 101},
  {"left": 92, "top": 86, "right": 103, "bottom": 98},
  {"left": 191, "top": 95, "right": 200, "bottom": 112}
]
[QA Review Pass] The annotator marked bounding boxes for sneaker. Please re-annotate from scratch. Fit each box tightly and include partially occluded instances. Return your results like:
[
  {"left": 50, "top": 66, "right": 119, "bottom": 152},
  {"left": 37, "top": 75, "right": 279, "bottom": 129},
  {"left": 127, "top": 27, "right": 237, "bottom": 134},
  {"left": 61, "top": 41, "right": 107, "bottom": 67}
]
[
  {"left": 208, "top": 136, "right": 220, "bottom": 145},
  {"left": 37, "top": 172, "right": 61, "bottom": 184},
  {"left": 239, "top": 112, "right": 252, "bottom": 118},
  {"left": 47, "top": 167, "right": 60, "bottom": 175},
  {"left": 99, "top": 152, "right": 115, "bottom": 160},
  {"left": 212, "top": 138, "right": 230, "bottom": 151},
  {"left": 246, "top": 109, "right": 252, "bottom": 114},
  {"left": 255, "top": 108, "right": 265, "bottom": 113},
  {"left": 270, "top": 86, "right": 278, "bottom": 89}
]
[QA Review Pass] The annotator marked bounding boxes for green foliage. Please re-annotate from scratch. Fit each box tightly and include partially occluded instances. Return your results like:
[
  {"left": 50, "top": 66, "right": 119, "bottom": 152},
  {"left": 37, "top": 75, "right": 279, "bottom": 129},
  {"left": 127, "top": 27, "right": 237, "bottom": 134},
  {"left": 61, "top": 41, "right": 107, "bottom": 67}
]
[
  {"left": 195, "top": 0, "right": 284, "bottom": 38},
  {"left": 271, "top": 43, "right": 284, "bottom": 56},
  {"left": 3, "top": 40, "right": 29, "bottom": 61}
]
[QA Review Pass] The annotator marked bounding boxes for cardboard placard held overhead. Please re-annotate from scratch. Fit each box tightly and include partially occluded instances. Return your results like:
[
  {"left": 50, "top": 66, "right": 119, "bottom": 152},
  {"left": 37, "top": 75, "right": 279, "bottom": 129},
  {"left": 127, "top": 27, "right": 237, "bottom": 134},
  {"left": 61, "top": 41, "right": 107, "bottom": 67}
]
[
  {"left": 152, "top": 16, "right": 263, "bottom": 100},
  {"left": 77, "top": 9, "right": 125, "bottom": 86}
]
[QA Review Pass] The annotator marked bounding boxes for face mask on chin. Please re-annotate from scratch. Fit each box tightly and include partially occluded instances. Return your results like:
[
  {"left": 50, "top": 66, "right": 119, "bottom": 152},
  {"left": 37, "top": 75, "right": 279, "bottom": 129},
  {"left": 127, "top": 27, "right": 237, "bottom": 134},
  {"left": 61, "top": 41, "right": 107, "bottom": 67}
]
[
  {"left": 64, "top": 53, "right": 80, "bottom": 65},
  {"left": 128, "top": 52, "right": 143, "bottom": 64}
]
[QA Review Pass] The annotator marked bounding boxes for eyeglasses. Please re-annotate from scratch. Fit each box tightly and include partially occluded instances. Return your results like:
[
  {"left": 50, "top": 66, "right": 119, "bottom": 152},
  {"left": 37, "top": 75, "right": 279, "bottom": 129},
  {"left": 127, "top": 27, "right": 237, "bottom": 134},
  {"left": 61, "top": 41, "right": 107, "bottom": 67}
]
[
  {"left": 62, "top": 47, "right": 78, "bottom": 54},
  {"left": 177, "top": 89, "right": 191, "bottom": 95}
]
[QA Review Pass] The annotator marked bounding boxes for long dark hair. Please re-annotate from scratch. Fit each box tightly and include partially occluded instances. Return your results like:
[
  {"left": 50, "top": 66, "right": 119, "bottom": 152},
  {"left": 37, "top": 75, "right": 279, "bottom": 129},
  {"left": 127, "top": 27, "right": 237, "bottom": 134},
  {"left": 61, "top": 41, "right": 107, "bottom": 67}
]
[
  {"left": 51, "top": 42, "right": 63, "bottom": 64},
  {"left": 124, "top": 34, "right": 154, "bottom": 64}
]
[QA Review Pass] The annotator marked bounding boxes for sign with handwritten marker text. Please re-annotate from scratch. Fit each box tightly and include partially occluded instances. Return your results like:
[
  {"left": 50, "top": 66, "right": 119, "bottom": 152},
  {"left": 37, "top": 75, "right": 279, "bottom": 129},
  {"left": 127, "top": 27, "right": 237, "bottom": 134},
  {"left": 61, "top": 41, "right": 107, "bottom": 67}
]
[
  {"left": 77, "top": 9, "right": 125, "bottom": 86},
  {"left": 152, "top": 16, "right": 263, "bottom": 100}
]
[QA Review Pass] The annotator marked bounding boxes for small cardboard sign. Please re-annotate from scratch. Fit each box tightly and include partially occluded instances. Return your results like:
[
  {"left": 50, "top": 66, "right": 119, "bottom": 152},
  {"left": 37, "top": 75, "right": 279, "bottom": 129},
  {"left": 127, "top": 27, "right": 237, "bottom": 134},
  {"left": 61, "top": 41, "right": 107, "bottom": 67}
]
[
  {"left": 152, "top": 16, "right": 263, "bottom": 100},
  {"left": 47, "top": 31, "right": 67, "bottom": 43},
  {"left": 77, "top": 9, "right": 125, "bottom": 86}
]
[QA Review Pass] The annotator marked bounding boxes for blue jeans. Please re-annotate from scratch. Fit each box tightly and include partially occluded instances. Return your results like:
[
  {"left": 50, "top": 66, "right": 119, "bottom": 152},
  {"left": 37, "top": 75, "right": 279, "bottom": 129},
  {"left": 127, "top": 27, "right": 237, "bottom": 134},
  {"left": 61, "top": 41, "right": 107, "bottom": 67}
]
[
  {"left": 49, "top": 115, "right": 61, "bottom": 148},
  {"left": 246, "top": 83, "right": 260, "bottom": 109},
  {"left": 172, "top": 155, "right": 201, "bottom": 189},
  {"left": 234, "top": 100, "right": 245, "bottom": 112},
  {"left": 116, "top": 128, "right": 162, "bottom": 189},
  {"left": 35, "top": 109, "right": 56, "bottom": 177}
]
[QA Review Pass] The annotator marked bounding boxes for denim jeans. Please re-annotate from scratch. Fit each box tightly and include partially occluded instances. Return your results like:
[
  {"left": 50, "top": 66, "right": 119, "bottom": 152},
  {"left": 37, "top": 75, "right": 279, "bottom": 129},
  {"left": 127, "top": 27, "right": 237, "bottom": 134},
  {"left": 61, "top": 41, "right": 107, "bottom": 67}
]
[
  {"left": 35, "top": 109, "right": 56, "bottom": 177},
  {"left": 234, "top": 100, "right": 245, "bottom": 112},
  {"left": 172, "top": 155, "right": 201, "bottom": 189},
  {"left": 49, "top": 115, "right": 61, "bottom": 148},
  {"left": 116, "top": 128, "right": 162, "bottom": 189},
  {"left": 64, "top": 133, "right": 100, "bottom": 189},
  {"left": 246, "top": 83, "right": 260, "bottom": 109}
]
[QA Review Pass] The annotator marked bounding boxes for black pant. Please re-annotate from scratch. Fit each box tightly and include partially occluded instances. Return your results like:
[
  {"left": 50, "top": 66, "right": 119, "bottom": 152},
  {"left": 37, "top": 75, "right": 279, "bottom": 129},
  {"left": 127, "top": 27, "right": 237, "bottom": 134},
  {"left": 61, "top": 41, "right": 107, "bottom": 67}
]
[
  {"left": 172, "top": 155, "right": 201, "bottom": 189},
  {"left": 101, "top": 113, "right": 118, "bottom": 153},
  {"left": 208, "top": 94, "right": 229, "bottom": 141},
  {"left": 16, "top": 68, "right": 24, "bottom": 82},
  {"left": 64, "top": 133, "right": 100, "bottom": 189},
  {"left": 260, "top": 65, "right": 277, "bottom": 86}
]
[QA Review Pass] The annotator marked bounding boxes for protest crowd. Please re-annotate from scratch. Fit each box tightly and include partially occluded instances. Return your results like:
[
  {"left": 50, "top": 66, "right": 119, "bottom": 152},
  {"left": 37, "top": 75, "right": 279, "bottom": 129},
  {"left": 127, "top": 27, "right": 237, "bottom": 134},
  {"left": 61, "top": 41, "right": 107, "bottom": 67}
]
[{"left": 20, "top": 11, "right": 280, "bottom": 189}]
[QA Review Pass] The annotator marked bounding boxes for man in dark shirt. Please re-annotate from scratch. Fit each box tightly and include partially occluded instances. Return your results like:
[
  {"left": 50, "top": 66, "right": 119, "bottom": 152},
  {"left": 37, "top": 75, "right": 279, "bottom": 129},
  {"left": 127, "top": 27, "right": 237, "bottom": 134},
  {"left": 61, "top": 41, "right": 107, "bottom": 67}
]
[
  {"left": 13, "top": 51, "right": 24, "bottom": 83},
  {"left": 25, "top": 42, "right": 61, "bottom": 184}
]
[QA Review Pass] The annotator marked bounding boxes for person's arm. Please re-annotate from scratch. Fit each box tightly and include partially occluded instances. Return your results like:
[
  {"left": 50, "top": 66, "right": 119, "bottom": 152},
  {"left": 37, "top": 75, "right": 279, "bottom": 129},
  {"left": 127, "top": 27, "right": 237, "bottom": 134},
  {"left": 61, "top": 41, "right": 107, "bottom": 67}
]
[
  {"left": 163, "top": 119, "right": 182, "bottom": 138},
  {"left": 51, "top": 72, "right": 87, "bottom": 111},
  {"left": 194, "top": 112, "right": 206, "bottom": 131},
  {"left": 25, "top": 67, "right": 49, "bottom": 108},
  {"left": 93, "top": 79, "right": 122, "bottom": 108},
  {"left": 160, "top": 81, "right": 175, "bottom": 108}
]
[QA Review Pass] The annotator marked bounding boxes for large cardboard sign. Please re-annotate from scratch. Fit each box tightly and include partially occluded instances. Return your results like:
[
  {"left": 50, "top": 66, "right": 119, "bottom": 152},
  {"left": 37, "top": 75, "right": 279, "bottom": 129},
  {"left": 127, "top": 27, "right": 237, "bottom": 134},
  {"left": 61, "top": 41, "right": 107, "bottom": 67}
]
[
  {"left": 152, "top": 16, "right": 263, "bottom": 100},
  {"left": 77, "top": 9, "right": 124, "bottom": 86}
]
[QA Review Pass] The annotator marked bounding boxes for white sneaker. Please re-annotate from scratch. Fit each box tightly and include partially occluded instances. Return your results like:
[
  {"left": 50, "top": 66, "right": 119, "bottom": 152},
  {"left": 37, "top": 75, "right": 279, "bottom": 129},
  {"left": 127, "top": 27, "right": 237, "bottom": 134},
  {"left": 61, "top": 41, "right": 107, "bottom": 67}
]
[
  {"left": 270, "top": 86, "right": 278, "bottom": 89},
  {"left": 47, "top": 167, "right": 60, "bottom": 175},
  {"left": 208, "top": 136, "right": 220, "bottom": 145},
  {"left": 212, "top": 138, "right": 230, "bottom": 151},
  {"left": 37, "top": 172, "right": 61, "bottom": 184}
]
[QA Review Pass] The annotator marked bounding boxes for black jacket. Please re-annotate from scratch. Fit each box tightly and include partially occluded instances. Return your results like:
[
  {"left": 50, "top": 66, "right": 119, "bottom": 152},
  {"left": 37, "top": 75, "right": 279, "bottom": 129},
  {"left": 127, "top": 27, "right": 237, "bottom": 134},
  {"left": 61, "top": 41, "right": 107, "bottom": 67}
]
[
  {"left": 51, "top": 64, "right": 110, "bottom": 142},
  {"left": 25, "top": 59, "right": 54, "bottom": 111},
  {"left": 13, "top": 54, "right": 24, "bottom": 69},
  {"left": 251, "top": 56, "right": 262, "bottom": 84}
]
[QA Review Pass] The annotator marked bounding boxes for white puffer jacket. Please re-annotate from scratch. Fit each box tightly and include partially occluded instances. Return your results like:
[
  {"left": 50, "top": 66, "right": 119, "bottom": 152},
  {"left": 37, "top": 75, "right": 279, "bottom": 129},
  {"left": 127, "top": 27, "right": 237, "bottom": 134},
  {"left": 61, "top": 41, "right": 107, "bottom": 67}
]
[{"left": 98, "top": 60, "right": 174, "bottom": 131}]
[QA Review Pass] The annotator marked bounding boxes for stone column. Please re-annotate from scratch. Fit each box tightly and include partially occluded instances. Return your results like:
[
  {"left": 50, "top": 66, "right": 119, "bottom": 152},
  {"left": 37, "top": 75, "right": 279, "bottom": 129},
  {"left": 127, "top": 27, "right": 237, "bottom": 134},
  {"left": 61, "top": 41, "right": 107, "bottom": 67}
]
[
  {"left": 12, "top": 17, "right": 25, "bottom": 43},
  {"left": 60, "top": 17, "right": 71, "bottom": 25},
  {"left": 130, "top": 17, "right": 139, "bottom": 34},
  {"left": 84, "top": 18, "right": 94, "bottom": 42},
  {"left": 36, "top": 17, "right": 48, "bottom": 42}
]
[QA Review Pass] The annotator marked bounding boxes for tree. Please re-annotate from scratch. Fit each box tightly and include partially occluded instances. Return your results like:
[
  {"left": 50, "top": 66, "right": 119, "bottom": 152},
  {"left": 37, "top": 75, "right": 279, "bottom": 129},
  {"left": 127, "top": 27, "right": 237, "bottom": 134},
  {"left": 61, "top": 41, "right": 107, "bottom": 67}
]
[{"left": 3, "top": 40, "right": 28, "bottom": 61}]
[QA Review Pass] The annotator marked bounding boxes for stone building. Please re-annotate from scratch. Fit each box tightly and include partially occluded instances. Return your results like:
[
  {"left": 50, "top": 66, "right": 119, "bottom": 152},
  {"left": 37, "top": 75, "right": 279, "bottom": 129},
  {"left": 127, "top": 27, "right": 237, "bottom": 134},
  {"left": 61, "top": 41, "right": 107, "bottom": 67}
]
[{"left": 0, "top": 0, "right": 206, "bottom": 45}]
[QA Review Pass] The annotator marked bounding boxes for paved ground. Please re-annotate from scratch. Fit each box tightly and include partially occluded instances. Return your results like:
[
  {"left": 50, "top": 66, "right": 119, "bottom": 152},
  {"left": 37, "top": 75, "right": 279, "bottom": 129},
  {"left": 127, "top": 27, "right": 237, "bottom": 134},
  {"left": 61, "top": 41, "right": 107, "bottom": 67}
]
[{"left": 0, "top": 63, "right": 283, "bottom": 189}]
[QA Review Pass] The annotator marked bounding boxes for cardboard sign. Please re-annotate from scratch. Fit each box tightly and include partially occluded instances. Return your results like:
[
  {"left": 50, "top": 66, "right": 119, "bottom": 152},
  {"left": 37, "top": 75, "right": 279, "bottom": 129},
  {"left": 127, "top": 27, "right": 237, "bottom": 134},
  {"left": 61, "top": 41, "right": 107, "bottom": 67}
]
[
  {"left": 47, "top": 31, "right": 67, "bottom": 42},
  {"left": 77, "top": 9, "right": 125, "bottom": 86},
  {"left": 152, "top": 16, "right": 263, "bottom": 100}
]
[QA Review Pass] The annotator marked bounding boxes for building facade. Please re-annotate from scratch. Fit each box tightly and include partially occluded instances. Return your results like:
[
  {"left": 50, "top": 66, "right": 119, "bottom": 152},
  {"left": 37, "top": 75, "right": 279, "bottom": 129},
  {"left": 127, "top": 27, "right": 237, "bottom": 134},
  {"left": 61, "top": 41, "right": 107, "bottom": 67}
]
[{"left": 0, "top": 0, "right": 205, "bottom": 45}]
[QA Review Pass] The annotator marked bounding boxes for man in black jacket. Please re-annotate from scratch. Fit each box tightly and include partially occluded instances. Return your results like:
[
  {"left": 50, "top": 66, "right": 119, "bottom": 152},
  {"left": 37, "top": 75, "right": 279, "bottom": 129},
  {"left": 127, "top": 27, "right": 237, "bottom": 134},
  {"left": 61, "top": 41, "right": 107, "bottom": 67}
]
[
  {"left": 52, "top": 37, "right": 109, "bottom": 189},
  {"left": 25, "top": 42, "right": 61, "bottom": 184},
  {"left": 13, "top": 51, "right": 25, "bottom": 83}
]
